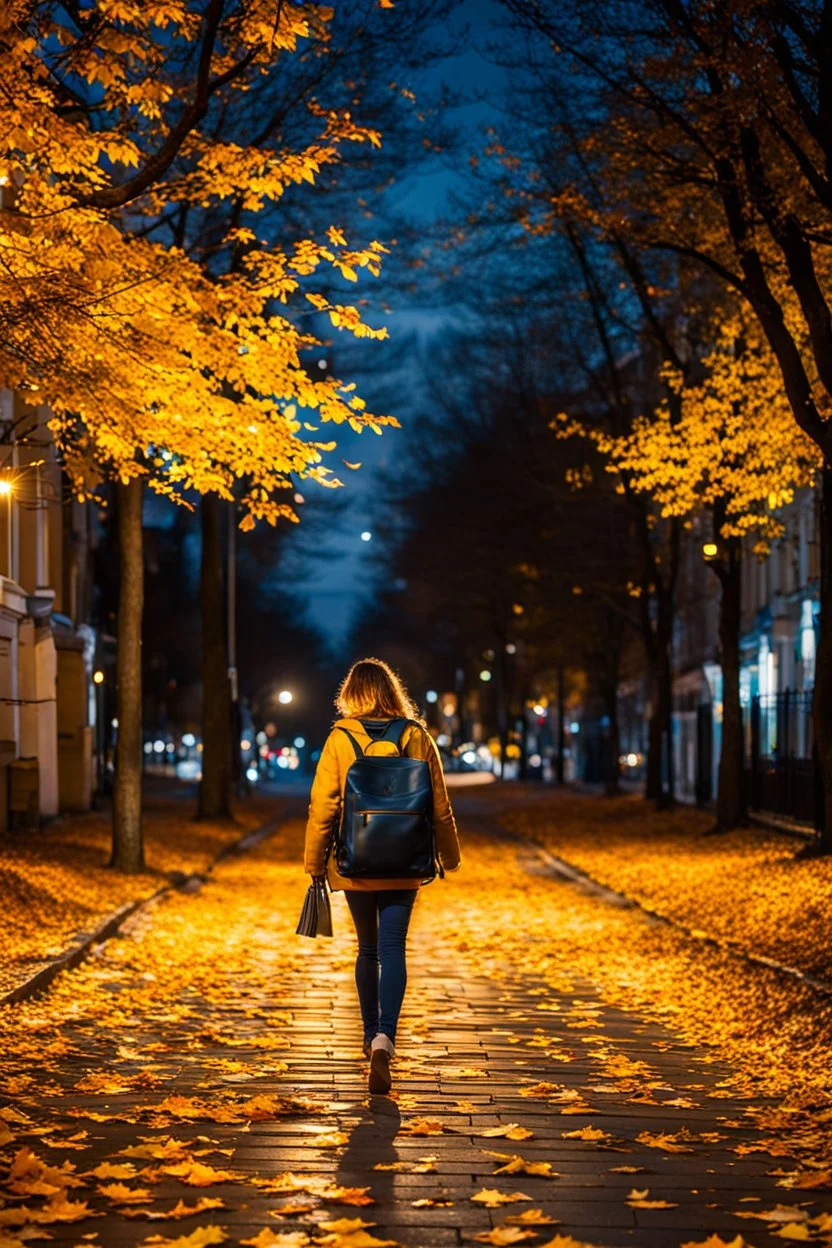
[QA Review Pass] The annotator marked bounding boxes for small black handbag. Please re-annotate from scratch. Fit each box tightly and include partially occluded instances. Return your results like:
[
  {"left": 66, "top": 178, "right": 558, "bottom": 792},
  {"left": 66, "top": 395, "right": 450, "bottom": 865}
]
[{"left": 296, "top": 875, "right": 333, "bottom": 939}]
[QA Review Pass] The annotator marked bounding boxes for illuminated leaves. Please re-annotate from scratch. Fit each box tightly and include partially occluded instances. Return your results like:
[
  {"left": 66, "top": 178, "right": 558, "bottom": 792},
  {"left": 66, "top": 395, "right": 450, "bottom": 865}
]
[
  {"left": 559, "top": 302, "right": 821, "bottom": 552},
  {"left": 485, "top": 1152, "right": 560, "bottom": 1178},
  {"left": 470, "top": 1189, "right": 533, "bottom": 1208},
  {"left": 139, "top": 1229, "right": 227, "bottom": 1248},
  {"left": 625, "top": 1188, "right": 678, "bottom": 1210},
  {"left": 472, "top": 1229, "right": 539, "bottom": 1245},
  {"left": 98, "top": 1183, "right": 154, "bottom": 1204},
  {"left": 397, "top": 1118, "right": 446, "bottom": 1136},
  {"left": 0, "top": 1, "right": 395, "bottom": 528},
  {"left": 560, "top": 1126, "right": 612, "bottom": 1144},
  {"left": 149, "top": 1161, "right": 242, "bottom": 1187},
  {"left": 476, "top": 1124, "right": 535, "bottom": 1141},
  {"left": 635, "top": 1131, "right": 694, "bottom": 1154},
  {"left": 125, "top": 1198, "right": 226, "bottom": 1221},
  {"left": 239, "top": 1232, "right": 311, "bottom": 1248}
]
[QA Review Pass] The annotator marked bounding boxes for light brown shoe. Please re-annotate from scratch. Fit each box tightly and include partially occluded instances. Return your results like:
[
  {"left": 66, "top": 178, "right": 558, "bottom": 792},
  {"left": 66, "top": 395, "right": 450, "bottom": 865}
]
[
  {"left": 368, "top": 1047, "right": 391, "bottom": 1094},
  {"left": 368, "top": 1034, "right": 394, "bottom": 1095}
]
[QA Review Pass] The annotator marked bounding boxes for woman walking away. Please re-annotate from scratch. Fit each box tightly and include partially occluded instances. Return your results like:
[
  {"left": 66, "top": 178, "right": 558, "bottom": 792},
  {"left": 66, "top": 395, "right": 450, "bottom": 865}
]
[{"left": 304, "top": 658, "right": 461, "bottom": 1095}]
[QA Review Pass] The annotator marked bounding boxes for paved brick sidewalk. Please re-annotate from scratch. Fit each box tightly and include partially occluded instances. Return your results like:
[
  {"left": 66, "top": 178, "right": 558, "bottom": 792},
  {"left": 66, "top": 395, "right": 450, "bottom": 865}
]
[{"left": 1, "top": 795, "right": 829, "bottom": 1248}]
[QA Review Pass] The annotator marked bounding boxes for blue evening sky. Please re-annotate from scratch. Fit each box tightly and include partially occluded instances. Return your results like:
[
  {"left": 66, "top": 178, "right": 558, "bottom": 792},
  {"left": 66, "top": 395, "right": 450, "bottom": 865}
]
[{"left": 290, "top": 0, "right": 505, "bottom": 651}]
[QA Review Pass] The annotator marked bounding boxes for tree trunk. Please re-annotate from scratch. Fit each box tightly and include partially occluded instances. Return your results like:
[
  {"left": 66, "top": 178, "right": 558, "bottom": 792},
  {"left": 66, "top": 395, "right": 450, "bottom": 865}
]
[
  {"left": 806, "top": 466, "right": 832, "bottom": 855},
  {"left": 198, "top": 494, "right": 232, "bottom": 821},
  {"left": 496, "top": 646, "right": 509, "bottom": 781},
  {"left": 556, "top": 664, "right": 566, "bottom": 785},
  {"left": 713, "top": 544, "right": 746, "bottom": 832},
  {"left": 111, "top": 477, "right": 145, "bottom": 873},
  {"left": 644, "top": 662, "right": 663, "bottom": 800},
  {"left": 604, "top": 682, "right": 621, "bottom": 796},
  {"left": 661, "top": 644, "right": 675, "bottom": 807}
]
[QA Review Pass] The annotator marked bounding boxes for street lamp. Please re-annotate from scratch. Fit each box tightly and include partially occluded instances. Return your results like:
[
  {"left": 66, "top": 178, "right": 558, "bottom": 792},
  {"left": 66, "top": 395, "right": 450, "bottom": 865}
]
[
  {"left": 0, "top": 478, "right": 13, "bottom": 578},
  {"left": 278, "top": 689, "right": 293, "bottom": 705}
]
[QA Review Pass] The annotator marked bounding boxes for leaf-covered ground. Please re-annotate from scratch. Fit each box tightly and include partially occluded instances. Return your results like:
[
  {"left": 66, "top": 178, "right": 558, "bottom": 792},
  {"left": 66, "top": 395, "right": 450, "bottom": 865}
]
[
  {"left": 487, "top": 786, "right": 832, "bottom": 980},
  {"left": 1, "top": 790, "right": 832, "bottom": 1248},
  {"left": 0, "top": 786, "right": 277, "bottom": 998}
]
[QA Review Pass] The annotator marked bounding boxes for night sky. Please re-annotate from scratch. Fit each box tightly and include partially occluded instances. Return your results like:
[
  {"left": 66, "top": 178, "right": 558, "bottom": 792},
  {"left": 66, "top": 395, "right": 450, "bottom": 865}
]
[{"left": 288, "top": 0, "right": 504, "bottom": 651}]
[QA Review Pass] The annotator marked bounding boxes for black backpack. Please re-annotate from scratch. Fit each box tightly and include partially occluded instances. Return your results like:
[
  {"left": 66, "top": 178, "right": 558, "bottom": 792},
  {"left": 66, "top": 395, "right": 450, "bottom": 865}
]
[{"left": 333, "top": 718, "right": 442, "bottom": 881}]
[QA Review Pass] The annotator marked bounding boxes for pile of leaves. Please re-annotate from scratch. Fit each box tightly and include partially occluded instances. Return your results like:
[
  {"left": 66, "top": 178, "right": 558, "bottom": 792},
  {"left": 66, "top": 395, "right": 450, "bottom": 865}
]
[
  {"left": 2, "top": 797, "right": 832, "bottom": 1247},
  {"left": 0, "top": 791, "right": 275, "bottom": 997},
  {"left": 491, "top": 788, "right": 832, "bottom": 980}
]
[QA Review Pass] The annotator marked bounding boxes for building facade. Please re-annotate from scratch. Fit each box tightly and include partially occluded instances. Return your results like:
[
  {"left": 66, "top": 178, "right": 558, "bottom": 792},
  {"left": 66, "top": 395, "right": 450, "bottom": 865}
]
[{"left": 0, "top": 392, "right": 96, "bottom": 830}]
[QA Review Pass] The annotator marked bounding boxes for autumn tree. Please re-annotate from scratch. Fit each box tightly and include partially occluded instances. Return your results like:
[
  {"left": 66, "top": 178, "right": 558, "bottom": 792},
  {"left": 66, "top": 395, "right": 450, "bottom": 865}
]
[
  {"left": 558, "top": 297, "right": 821, "bottom": 829},
  {"left": 0, "top": 1, "right": 397, "bottom": 870},
  {"left": 500, "top": 0, "right": 832, "bottom": 851},
  {"left": 150, "top": 0, "right": 462, "bottom": 821}
]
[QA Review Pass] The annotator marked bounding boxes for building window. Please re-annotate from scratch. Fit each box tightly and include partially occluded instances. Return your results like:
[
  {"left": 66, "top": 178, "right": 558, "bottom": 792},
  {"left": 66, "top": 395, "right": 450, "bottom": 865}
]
[{"left": 800, "top": 599, "right": 816, "bottom": 690}]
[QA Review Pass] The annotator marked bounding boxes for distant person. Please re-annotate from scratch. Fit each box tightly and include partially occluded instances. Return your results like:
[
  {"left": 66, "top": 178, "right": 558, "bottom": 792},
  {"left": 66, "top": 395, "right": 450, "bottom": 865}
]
[{"left": 304, "top": 657, "right": 461, "bottom": 1094}]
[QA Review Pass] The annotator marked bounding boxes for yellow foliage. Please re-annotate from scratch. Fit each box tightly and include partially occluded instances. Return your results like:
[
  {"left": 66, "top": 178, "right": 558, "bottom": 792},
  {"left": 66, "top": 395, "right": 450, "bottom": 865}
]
[
  {"left": 555, "top": 299, "right": 820, "bottom": 548},
  {"left": 0, "top": 1, "right": 394, "bottom": 525}
]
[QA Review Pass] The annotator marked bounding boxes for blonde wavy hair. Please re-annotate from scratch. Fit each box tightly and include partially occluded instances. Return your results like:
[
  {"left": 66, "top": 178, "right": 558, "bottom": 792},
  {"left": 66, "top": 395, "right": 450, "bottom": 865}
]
[{"left": 336, "top": 657, "right": 423, "bottom": 723}]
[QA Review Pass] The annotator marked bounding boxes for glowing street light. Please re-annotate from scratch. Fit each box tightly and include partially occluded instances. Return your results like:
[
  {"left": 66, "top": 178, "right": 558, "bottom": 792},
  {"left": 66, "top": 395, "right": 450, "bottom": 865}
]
[
  {"left": 360, "top": 530, "right": 372, "bottom": 542},
  {"left": 0, "top": 478, "right": 12, "bottom": 578},
  {"left": 278, "top": 689, "right": 293, "bottom": 705},
  {"left": 479, "top": 670, "right": 492, "bottom": 683},
  {"left": 93, "top": 669, "right": 105, "bottom": 685},
  {"left": 425, "top": 690, "right": 438, "bottom": 703},
  {"left": 703, "top": 542, "right": 718, "bottom": 558}
]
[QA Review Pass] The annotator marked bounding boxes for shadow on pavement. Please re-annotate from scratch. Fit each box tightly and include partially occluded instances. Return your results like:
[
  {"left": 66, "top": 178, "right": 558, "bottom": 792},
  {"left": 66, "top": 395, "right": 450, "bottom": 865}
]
[{"left": 336, "top": 1097, "right": 402, "bottom": 1206}]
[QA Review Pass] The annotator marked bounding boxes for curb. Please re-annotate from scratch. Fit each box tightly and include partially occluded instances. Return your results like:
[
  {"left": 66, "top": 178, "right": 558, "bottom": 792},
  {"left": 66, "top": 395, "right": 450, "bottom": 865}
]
[
  {"left": 1, "top": 813, "right": 282, "bottom": 1009},
  {"left": 531, "top": 841, "right": 832, "bottom": 999}
]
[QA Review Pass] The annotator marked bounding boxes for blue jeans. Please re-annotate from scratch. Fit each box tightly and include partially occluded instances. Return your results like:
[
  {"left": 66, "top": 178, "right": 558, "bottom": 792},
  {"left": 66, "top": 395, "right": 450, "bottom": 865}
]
[{"left": 345, "top": 889, "right": 418, "bottom": 1046}]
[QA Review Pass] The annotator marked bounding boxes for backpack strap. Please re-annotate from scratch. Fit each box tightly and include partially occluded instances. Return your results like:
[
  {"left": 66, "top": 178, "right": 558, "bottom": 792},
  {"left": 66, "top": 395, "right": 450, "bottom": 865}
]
[
  {"left": 335, "top": 726, "right": 364, "bottom": 759},
  {"left": 376, "top": 717, "right": 410, "bottom": 755}
]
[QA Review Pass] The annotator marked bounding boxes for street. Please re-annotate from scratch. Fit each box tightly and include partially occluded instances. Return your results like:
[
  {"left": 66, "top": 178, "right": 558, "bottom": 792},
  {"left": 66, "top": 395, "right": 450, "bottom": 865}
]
[{"left": 2, "top": 788, "right": 830, "bottom": 1248}]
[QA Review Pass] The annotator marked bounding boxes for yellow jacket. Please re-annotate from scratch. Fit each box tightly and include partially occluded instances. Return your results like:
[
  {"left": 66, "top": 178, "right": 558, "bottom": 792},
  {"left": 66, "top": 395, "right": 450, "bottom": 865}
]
[{"left": 304, "top": 717, "right": 461, "bottom": 891}]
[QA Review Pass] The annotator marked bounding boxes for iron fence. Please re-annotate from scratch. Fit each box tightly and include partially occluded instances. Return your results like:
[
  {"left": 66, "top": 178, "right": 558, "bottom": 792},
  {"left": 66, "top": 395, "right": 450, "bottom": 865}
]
[{"left": 745, "top": 690, "right": 822, "bottom": 830}]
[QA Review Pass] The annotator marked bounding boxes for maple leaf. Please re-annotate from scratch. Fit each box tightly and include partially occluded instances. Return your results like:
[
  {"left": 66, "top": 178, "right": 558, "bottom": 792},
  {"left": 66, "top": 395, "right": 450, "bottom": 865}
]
[
  {"left": 315, "top": 1221, "right": 376, "bottom": 1234},
  {"left": 635, "top": 1131, "right": 694, "bottom": 1153},
  {"left": 98, "top": 1183, "right": 154, "bottom": 1204},
  {"left": 486, "top": 1152, "right": 559, "bottom": 1177},
  {"left": 239, "top": 1232, "right": 311, "bottom": 1248},
  {"left": 319, "top": 1185, "right": 375, "bottom": 1206},
  {"left": 505, "top": 1209, "right": 559, "bottom": 1225},
  {"left": 470, "top": 1189, "right": 533, "bottom": 1208},
  {"left": 315, "top": 1235, "right": 397, "bottom": 1248},
  {"left": 398, "top": 1118, "right": 446, "bottom": 1136},
  {"left": 477, "top": 1124, "right": 534, "bottom": 1140},
  {"left": 124, "top": 1198, "right": 226, "bottom": 1221},
  {"left": 411, "top": 1155, "right": 438, "bottom": 1173},
  {"left": 734, "top": 1206, "right": 809, "bottom": 1224},
  {"left": 411, "top": 1198, "right": 454, "bottom": 1208},
  {"left": 140, "top": 1229, "right": 227, "bottom": 1248},
  {"left": 88, "top": 1162, "right": 138, "bottom": 1180},
  {"left": 535, "top": 1237, "right": 603, "bottom": 1248},
  {"left": 625, "top": 1188, "right": 677, "bottom": 1209},
  {"left": 519, "top": 1082, "right": 562, "bottom": 1098},
  {"left": 309, "top": 1131, "right": 349, "bottom": 1149},
  {"left": 473, "top": 1229, "right": 538, "bottom": 1245},
  {"left": 678, "top": 1238, "right": 751, "bottom": 1248},
  {"left": 561, "top": 1126, "right": 611, "bottom": 1143},
  {"left": 158, "top": 1161, "right": 242, "bottom": 1187}
]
